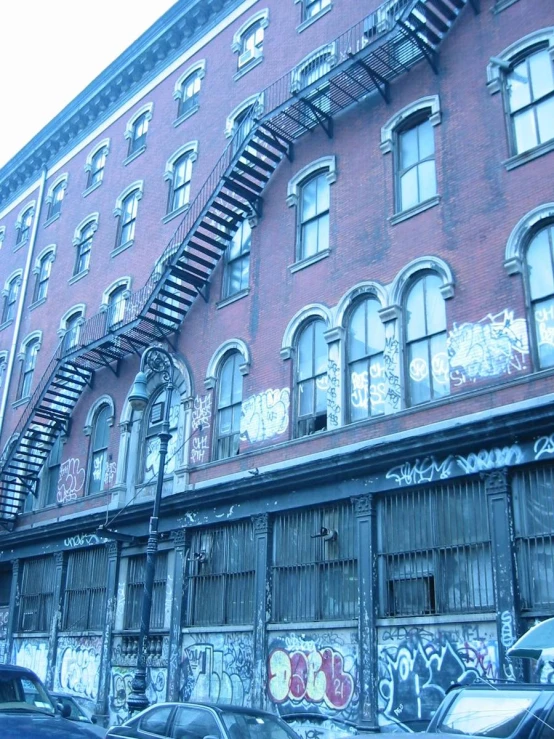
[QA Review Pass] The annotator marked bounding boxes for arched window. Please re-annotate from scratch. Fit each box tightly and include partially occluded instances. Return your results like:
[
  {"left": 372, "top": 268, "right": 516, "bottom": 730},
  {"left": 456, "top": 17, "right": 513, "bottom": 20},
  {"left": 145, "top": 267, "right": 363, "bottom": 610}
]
[
  {"left": 166, "top": 150, "right": 195, "bottom": 215},
  {"left": 300, "top": 0, "right": 331, "bottom": 23},
  {"left": 176, "top": 66, "right": 204, "bottom": 119},
  {"left": 223, "top": 219, "right": 251, "bottom": 299},
  {"left": 88, "top": 405, "right": 111, "bottom": 495},
  {"left": 46, "top": 175, "right": 68, "bottom": 220},
  {"left": 74, "top": 220, "right": 95, "bottom": 276},
  {"left": 347, "top": 298, "right": 386, "bottom": 422},
  {"left": 142, "top": 388, "right": 180, "bottom": 481},
  {"left": 33, "top": 249, "right": 55, "bottom": 303},
  {"left": 525, "top": 222, "right": 554, "bottom": 368},
  {"left": 405, "top": 273, "right": 449, "bottom": 406},
  {"left": 115, "top": 187, "right": 142, "bottom": 248},
  {"left": 2, "top": 273, "right": 21, "bottom": 323},
  {"left": 18, "top": 336, "right": 40, "bottom": 399},
  {"left": 85, "top": 139, "right": 110, "bottom": 189},
  {"left": 215, "top": 353, "right": 243, "bottom": 460},
  {"left": 16, "top": 206, "right": 33, "bottom": 246},
  {"left": 128, "top": 112, "right": 149, "bottom": 155},
  {"left": 106, "top": 285, "right": 128, "bottom": 328},
  {"left": 226, "top": 95, "right": 264, "bottom": 154},
  {"left": 62, "top": 311, "right": 83, "bottom": 353},
  {"left": 235, "top": 17, "right": 265, "bottom": 71},
  {"left": 296, "top": 319, "right": 327, "bottom": 437},
  {"left": 0, "top": 353, "right": 6, "bottom": 391}
]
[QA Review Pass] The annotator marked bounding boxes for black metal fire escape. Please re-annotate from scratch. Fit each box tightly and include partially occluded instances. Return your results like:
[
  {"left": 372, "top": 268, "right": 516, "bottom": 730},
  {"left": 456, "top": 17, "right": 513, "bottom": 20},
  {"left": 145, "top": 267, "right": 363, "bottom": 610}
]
[{"left": 0, "top": 0, "right": 472, "bottom": 525}]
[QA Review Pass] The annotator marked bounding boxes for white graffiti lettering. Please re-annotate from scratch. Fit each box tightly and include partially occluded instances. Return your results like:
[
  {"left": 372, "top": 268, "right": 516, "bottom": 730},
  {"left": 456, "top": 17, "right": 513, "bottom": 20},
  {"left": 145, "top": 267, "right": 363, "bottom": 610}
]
[
  {"left": 64, "top": 533, "right": 104, "bottom": 549},
  {"left": 191, "top": 435, "right": 208, "bottom": 464},
  {"left": 57, "top": 458, "right": 85, "bottom": 504},
  {"left": 500, "top": 611, "right": 515, "bottom": 650},
  {"left": 448, "top": 310, "right": 529, "bottom": 385},
  {"left": 534, "top": 434, "right": 554, "bottom": 461},
  {"left": 192, "top": 394, "right": 212, "bottom": 431},
  {"left": 386, "top": 457, "right": 453, "bottom": 486},
  {"left": 240, "top": 388, "right": 290, "bottom": 444},
  {"left": 455, "top": 446, "right": 522, "bottom": 474}
]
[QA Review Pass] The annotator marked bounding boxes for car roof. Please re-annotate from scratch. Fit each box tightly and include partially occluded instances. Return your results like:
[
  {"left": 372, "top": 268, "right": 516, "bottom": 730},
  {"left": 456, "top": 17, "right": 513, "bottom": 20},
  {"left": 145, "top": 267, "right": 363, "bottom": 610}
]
[
  {"left": 144, "top": 702, "right": 286, "bottom": 718},
  {"left": 0, "top": 663, "right": 40, "bottom": 678}
]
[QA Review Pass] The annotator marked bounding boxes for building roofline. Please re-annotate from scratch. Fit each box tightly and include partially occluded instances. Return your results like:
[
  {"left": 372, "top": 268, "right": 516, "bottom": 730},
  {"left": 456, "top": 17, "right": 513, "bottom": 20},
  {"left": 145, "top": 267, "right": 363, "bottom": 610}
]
[{"left": 0, "top": 0, "right": 245, "bottom": 207}]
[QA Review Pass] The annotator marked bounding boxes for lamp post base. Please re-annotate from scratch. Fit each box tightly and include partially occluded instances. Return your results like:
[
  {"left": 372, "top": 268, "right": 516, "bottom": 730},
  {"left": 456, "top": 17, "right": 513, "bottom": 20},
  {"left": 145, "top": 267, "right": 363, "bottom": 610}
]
[{"left": 127, "top": 669, "right": 150, "bottom": 714}]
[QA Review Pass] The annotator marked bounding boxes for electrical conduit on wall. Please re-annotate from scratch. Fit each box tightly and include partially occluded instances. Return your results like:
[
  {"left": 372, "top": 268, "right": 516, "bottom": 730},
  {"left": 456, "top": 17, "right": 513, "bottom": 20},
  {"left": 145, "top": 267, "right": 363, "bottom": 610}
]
[{"left": 0, "top": 166, "right": 47, "bottom": 441}]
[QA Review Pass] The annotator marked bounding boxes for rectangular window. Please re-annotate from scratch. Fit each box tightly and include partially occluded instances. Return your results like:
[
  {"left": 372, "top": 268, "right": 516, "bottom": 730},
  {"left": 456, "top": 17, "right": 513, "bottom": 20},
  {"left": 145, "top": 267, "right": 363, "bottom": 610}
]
[
  {"left": 89, "top": 149, "right": 107, "bottom": 187},
  {"left": 187, "top": 521, "right": 255, "bottom": 626},
  {"left": 19, "top": 557, "right": 55, "bottom": 632},
  {"left": 272, "top": 504, "right": 357, "bottom": 623},
  {"left": 397, "top": 118, "right": 436, "bottom": 212},
  {"left": 508, "top": 48, "right": 554, "bottom": 155},
  {"left": 119, "top": 193, "right": 139, "bottom": 246},
  {"left": 48, "top": 184, "right": 64, "bottom": 219},
  {"left": 513, "top": 464, "right": 554, "bottom": 612},
  {"left": 223, "top": 220, "right": 251, "bottom": 299},
  {"left": 63, "top": 548, "right": 108, "bottom": 630},
  {"left": 298, "top": 173, "right": 330, "bottom": 261},
  {"left": 377, "top": 480, "right": 493, "bottom": 617},
  {"left": 34, "top": 257, "right": 52, "bottom": 302},
  {"left": 304, "top": 0, "right": 331, "bottom": 21},
  {"left": 124, "top": 552, "right": 167, "bottom": 630}
]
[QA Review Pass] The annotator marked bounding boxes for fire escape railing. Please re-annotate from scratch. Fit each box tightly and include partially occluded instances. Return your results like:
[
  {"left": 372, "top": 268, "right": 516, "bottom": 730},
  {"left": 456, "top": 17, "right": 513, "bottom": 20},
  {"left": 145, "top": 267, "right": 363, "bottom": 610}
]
[{"left": 0, "top": 0, "right": 471, "bottom": 523}]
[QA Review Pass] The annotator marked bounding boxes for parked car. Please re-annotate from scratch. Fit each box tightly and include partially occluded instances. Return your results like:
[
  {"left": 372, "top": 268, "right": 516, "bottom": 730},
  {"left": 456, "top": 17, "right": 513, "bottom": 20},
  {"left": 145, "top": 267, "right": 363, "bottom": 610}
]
[
  {"left": 375, "top": 681, "right": 554, "bottom": 738},
  {"left": 51, "top": 691, "right": 106, "bottom": 737},
  {"left": 106, "top": 702, "right": 301, "bottom": 739},
  {"left": 0, "top": 663, "right": 103, "bottom": 738}
]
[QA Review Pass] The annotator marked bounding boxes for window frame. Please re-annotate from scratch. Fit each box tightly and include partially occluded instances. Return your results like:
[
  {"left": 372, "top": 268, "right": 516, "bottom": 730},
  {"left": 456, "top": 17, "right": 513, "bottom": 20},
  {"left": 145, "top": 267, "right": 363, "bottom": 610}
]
[
  {"left": 85, "top": 139, "right": 110, "bottom": 190},
  {"left": 214, "top": 352, "right": 243, "bottom": 461},
  {"left": 294, "top": 319, "right": 328, "bottom": 438},
  {"left": 222, "top": 219, "right": 251, "bottom": 299},
  {"left": 46, "top": 175, "right": 68, "bottom": 221},
  {"left": 17, "top": 334, "right": 41, "bottom": 400},
  {"left": 522, "top": 220, "right": 554, "bottom": 370},
  {"left": 87, "top": 404, "right": 111, "bottom": 495},
  {"left": 33, "top": 249, "right": 55, "bottom": 303},
  {"left": 124, "top": 105, "right": 153, "bottom": 159},
  {"left": 164, "top": 145, "right": 197, "bottom": 216},
  {"left": 15, "top": 205, "right": 34, "bottom": 246},
  {"left": 73, "top": 219, "right": 97, "bottom": 277},
  {"left": 174, "top": 63, "right": 205, "bottom": 121},
  {"left": 114, "top": 184, "right": 143, "bottom": 251},
  {"left": 18, "top": 556, "right": 56, "bottom": 632},
  {"left": 231, "top": 10, "right": 268, "bottom": 74},
  {"left": 394, "top": 115, "right": 438, "bottom": 214},
  {"left": 2, "top": 273, "right": 22, "bottom": 324},
  {"left": 42, "top": 434, "right": 62, "bottom": 507},
  {"left": 124, "top": 552, "right": 168, "bottom": 630},
  {"left": 63, "top": 547, "right": 108, "bottom": 630}
]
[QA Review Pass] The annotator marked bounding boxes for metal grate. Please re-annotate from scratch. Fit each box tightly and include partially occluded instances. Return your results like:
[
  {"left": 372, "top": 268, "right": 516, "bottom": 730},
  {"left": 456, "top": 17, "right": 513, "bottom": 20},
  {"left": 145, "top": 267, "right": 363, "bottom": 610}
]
[
  {"left": 272, "top": 504, "right": 357, "bottom": 623},
  {"left": 63, "top": 547, "right": 108, "bottom": 631},
  {"left": 19, "top": 556, "right": 56, "bottom": 632},
  {"left": 513, "top": 465, "right": 554, "bottom": 613},
  {"left": 377, "top": 480, "right": 493, "bottom": 617},
  {"left": 187, "top": 521, "right": 254, "bottom": 626},
  {"left": 124, "top": 552, "right": 168, "bottom": 630}
]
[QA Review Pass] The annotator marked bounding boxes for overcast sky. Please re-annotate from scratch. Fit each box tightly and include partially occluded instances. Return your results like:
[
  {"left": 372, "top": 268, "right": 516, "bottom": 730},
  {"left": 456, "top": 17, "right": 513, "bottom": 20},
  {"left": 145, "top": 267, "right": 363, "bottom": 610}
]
[{"left": 0, "top": 1, "right": 177, "bottom": 168}]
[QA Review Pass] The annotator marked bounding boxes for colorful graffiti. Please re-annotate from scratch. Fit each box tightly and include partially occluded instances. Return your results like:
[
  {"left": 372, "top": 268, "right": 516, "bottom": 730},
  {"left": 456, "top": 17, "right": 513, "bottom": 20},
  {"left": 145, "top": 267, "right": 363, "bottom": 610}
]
[
  {"left": 268, "top": 633, "right": 357, "bottom": 719},
  {"left": 13, "top": 639, "right": 49, "bottom": 682},
  {"left": 56, "top": 637, "right": 102, "bottom": 700},
  {"left": 448, "top": 310, "right": 529, "bottom": 386},
  {"left": 240, "top": 388, "right": 290, "bottom": 444},
  {"left": 378, "top": 625, "right": 498, "bottom": 731},
  {"left": 180, "top": 635, "right": 253, "bottom": 705},
  {"left": 109, "top": 667, "right": 166, "bottom": 726},
  {"left": 57, "top": 458, "right": 85, "bottom": 503}
]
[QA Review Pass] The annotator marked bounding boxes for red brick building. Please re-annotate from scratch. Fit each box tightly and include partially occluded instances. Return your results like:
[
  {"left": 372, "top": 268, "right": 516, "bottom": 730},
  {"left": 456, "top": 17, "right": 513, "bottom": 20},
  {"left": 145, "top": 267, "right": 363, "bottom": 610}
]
[{"left": 0, "top": 0, "right": 553, "bottom": 731}]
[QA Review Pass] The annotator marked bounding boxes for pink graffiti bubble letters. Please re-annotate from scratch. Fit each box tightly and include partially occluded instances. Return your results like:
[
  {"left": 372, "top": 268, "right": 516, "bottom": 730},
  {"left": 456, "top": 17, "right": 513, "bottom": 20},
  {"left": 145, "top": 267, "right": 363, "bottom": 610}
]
[{"left": 268, "top": 647, "right": 354, "bottom": 710}]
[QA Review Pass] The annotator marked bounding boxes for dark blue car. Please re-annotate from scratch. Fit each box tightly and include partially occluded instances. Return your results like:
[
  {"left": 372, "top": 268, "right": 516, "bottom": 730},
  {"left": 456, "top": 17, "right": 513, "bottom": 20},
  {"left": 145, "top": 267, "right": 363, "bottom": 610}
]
[{"left": 0, "top": 663, "right": 103, "bottom": 738}]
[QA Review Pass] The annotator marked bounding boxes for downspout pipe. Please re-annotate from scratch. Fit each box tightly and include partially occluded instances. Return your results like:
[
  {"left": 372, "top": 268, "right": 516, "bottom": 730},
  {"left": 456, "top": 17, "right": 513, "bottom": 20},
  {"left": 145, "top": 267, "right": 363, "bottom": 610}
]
[{"left": 0, "top": 165, "right": 48, "bottom": 440}]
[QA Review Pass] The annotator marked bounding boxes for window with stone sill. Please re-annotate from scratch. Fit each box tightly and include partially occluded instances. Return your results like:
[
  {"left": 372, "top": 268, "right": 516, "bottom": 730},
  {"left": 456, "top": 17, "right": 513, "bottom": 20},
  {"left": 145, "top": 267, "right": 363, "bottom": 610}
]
[
  {"left": 62, "top": 311, "right": 83, "bottom": 354},
  {"left": 47, "top": 180, "right": 66, "bottom": 220},
  {"left": 405, "top": 272, "right": 449, "bottom": 407},
  {"left": 18, "top": 337, "right": 40, "bottom": 400},
  {"left": 215, "top": 352, "right": 243, "bottom": 460},
  {"left": 74, "top": 221, "right": 95, "bottom": 275},
  {"left": 302, "top": 0, "right": 331, "bottom": 23},
  {"left": 295, "top": 319, "right": 328, "bottom": 437},
  {"left": 222, "top": 219, "right": 251, "bottom": 299},
  {"left": 505, "top": 47, "right": 554, "bottom": 157},
  {"left": 88, "top": 147, "right": 107, "bottom": 188},
  {"left": 33, "top": 252, "right": 54, "bottom": 303},
  {"left": 298, "top": 171, "right": 330, "bottom": 261},
  {"left": 106, "top": 285, "right": 128, "bottom": 329},
  {"left": 16, "top": 207, "right": 33, "bottom": 246},
  {"left": 117, "top": 190, "right": 140, "bottom": 247},
  {"left": 42, "top": 434, "right": 62, "bottom": 507},
  {"left": 178, "top": 69, "right": 202, "bottom": 118},
  {"left": 88, "top": 404, "right": 111, "bottom": 495},
  {"left": 128, "top": 111, "right": 149, "bottom": 156},
  {"left": 0, "top": 355, "right": 6, "bottom": 393},
  {"left": 347, "top": 297, "right": 386, "bottom": 422},
  {"left": 238, "top": 20, "right": 264, "bottom": 69},
  {"left": 2, "top": 275, "right": 21, "bottom": 324},
  {"left": 396, "top": 117, "right": 437, "bottom": 214},
  {"left": 167, "top": 152, "right": 194, "bottom": 214}
]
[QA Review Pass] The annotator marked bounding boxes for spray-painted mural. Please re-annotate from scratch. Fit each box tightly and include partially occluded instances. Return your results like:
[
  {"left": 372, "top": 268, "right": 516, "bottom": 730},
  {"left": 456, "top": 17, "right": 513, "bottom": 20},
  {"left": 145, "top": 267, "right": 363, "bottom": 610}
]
[
  {"left": 378, "top": 623, "right": 498, "bottom": 731},
  {"left": 57, "top": 458, "right": 86, "bottom": 503},
  {"left": 55, "top": 636, "right": 102, "bottom": 700},
  {"left": 0, "top": 606, "right": 8, "bottom": 663},
  {"left": 13, "top": 638, "right": 49, "bottom": 682},
  {"left": 268, "top": 632, "right": 358, "bottom": 722},
  {"left": 240, "top": 388, "right": 290, "bottom": 444},
  {"left": 448, "top": 310, "right": 529, "bottom": 386},
  {"left": 109, "top": 667, "right": 166, "bottom": 726},
  {"left": 180, "top": 634, "right": 253, "bottom": 705}
]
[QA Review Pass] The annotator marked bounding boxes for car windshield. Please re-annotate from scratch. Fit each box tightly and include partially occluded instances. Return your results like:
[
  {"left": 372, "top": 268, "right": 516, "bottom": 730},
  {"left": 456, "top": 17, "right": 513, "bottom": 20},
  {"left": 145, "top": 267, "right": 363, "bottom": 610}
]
[
  {"left": 0, "top": 671, "right": 56, "bottom": 715},
  {"left": 436, "top": 689, "right": 542, "bottom": 737},
  {"left": 221, "top": 710, "right": 296, "bottom": 739}
]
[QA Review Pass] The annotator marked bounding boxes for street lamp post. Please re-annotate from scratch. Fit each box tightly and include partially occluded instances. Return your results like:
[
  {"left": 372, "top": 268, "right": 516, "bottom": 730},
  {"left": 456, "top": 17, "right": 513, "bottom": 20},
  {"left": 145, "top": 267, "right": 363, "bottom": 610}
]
[{"left": 126, "top": 346, "right": 174, "bottom": 714}]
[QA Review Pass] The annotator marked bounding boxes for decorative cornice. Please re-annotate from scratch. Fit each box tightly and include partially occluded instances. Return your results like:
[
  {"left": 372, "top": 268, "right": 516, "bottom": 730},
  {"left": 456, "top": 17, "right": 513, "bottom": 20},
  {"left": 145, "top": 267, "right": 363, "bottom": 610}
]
[{"left": 0, "top": 0, "right": 243, "bottom": 208}]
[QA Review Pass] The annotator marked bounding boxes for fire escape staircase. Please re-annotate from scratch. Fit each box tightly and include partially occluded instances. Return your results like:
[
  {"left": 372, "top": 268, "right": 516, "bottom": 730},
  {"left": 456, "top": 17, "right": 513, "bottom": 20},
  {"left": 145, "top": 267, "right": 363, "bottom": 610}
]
[{"left": 0, "top": 0, "right": 473, "bottom": 525}]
